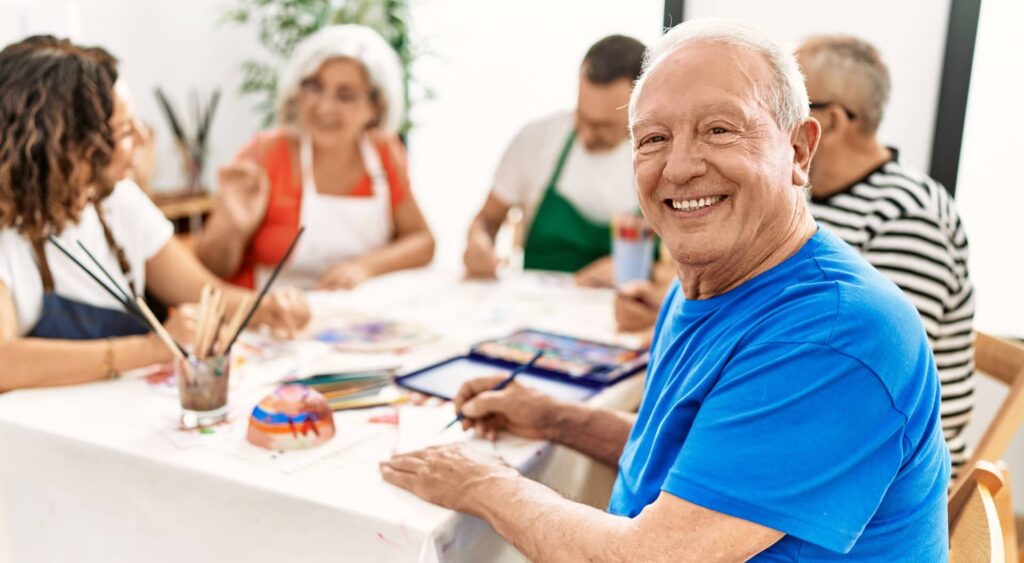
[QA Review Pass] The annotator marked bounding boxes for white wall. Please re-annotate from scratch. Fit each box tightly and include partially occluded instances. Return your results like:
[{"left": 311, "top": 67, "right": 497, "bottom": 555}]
[
  {"left": 956, "top": 0, "right": 1024, "bottom": 339},
  {"left": 955, "top": 0, "right": 1024, "bottom": 507},
  {"left": 686, "top": 0, "right": 950, "bottom": 174}
]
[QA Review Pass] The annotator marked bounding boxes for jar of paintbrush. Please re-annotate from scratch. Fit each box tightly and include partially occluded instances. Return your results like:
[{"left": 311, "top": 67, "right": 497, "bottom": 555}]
[
  {"left": 175, "top": 285, "right": 253, "bottom": 429},
  {"left": 175, "top": 228, "right": 304, "bottom": 428},
  {"left": 177, "top": 355, "right": 230, "bottom": 428}
]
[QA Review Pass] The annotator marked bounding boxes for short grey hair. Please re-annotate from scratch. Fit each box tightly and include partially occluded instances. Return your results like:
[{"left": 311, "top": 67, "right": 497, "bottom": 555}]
[
  {"left": 798, "top": 35, "right": 890, "bottom": 134},
  {"left": 629, "top": 18, "right": 809, "bottom": 133}
]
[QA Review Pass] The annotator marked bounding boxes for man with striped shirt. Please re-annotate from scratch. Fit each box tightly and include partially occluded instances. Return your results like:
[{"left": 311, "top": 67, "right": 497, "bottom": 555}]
[{"left": 798, "top": 36, "right": 974, "bottom": 473}]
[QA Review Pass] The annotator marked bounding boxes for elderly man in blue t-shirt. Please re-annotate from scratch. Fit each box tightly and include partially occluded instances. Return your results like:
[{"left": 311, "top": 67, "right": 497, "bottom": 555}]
[{"left": 380, "top": 19, "right": 950, "bottom": 561}]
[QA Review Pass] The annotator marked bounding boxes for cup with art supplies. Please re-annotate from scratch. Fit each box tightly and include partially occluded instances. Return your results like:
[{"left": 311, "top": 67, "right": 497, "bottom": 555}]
[
  {"left": 154, "top": 86, "right": 220, "bottom": 195},
  {"left": 169, "top": 284, "right": 237, "bottom": 428},
  {"left": 172, "top": 226, "right": 306, "bottom": 427},
  {"left": 611, "top": 212, "right": 656, "bottom": 287}
]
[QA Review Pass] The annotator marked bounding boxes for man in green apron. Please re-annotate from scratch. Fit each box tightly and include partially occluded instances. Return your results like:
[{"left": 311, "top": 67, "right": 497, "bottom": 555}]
[{"left": 464, "top": 35, "right": 646, "bottom": 284}]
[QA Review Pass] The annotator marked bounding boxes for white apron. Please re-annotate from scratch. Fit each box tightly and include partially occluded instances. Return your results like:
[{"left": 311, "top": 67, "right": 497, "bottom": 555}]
[{"left": 255, "top": 137, "right": 393, "bottom": 289}]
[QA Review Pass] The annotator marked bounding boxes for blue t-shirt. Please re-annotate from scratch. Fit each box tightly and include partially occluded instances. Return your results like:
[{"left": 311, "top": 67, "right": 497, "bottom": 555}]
[{"left": 608, "top": 228, "right": 949, "bottom": 561}]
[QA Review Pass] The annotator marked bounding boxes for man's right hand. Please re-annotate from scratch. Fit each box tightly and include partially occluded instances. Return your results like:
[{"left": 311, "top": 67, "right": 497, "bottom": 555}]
[
  {"left": 463, "top": 230, "right": 500, "bottom": 279},
  {"left": 215, "top": 160, "right": 270, "bottom": 236},
  {"left": 454, "top": 376, "right": 561, "bottom": 440}
]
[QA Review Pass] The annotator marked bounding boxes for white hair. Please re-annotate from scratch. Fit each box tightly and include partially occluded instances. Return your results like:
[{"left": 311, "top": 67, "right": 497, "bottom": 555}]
[
  {"left": 629, "top": 18, "right": 809, "bottom": 132},
  {"left": 277, "top": 24, "right": 405, "bottom": 132}
]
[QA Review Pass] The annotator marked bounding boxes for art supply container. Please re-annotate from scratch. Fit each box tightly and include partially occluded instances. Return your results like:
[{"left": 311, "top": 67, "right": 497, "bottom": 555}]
[
  {"left": 612, "top": 213, "right": 656, "bottom": 287},
  {"left": 176, "top": 355, "right": 230, "bottom": 428}
]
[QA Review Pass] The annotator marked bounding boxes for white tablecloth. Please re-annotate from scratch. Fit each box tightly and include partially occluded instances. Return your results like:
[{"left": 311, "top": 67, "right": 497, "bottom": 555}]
[{"left": 0, "top": 269, "right": 644, "bottom": 562}]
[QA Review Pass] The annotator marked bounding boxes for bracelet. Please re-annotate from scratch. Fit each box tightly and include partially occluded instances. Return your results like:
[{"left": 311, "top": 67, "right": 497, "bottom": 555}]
[{"left": 104, "top": 337, "right": 120, "bottom": 381}]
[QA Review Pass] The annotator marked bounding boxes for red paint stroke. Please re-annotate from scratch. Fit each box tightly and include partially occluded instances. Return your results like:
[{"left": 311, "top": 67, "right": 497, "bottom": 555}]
[
  {"left": 368, "top": 411, "right": 399, "bottom": 425},
  {"left": 376, "top": 532, "right": 401, "bottom": 547}
]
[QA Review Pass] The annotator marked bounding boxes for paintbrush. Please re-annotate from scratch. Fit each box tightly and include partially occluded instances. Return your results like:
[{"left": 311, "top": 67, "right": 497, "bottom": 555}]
[
  {"left": 154, "top": 87, "right": 186, "bottom": 147},
  {"left": 208, "top": 294, "right": 226, "bottom": 358},
  {"left": 215, "top": 294, "right": 252, "bottom": 357},
  {"left": 198, "top": 90, "right": 220, "bottom": 149},
  {"left": 223, "top": 226, "right": 306, "bottom": 353},
  {"left": 74, "top": 240, "right": 136, "bottom": 304},
  {"left": 134, "top": 294, "right": 188, "bottom": 366},
  {"left": 443, "top": 349, "right": 545, "bottom": 431},
  {"left": 194, "top": 284, "right": 212, "bottom": 359},
  {"left": 47, "top": 236, "right": 134, "bottom": 313}
]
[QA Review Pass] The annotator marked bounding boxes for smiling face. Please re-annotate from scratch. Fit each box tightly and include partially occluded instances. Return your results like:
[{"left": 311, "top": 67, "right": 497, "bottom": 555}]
[
  {"left": 631, "top": 40, "right": 818, "bottom": 280},
  {"left": 296, "top": 57, "right": 377, "bottom": 148}
]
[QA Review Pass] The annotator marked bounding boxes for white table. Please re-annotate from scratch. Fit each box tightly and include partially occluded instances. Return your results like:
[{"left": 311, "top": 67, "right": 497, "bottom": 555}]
[{"left": 0, "top": 269, "right": 644, "bottom": 562}]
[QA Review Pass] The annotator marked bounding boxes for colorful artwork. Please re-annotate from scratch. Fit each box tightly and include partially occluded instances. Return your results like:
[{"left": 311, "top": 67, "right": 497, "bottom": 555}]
[
  {"left": 473, "top": 329, "right": 642, "bottom": 378},
  {"left": 314, "top": 318, "right": 437, "bottom": 352},
  {"left": 246, "top": 384, "right": 336, "bottom": 450}
]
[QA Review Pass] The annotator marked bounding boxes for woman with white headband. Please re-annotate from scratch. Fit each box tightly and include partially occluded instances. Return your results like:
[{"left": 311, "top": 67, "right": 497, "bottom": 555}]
[{"left": 196, "top": 24, "right": 435, "bottom": 290}]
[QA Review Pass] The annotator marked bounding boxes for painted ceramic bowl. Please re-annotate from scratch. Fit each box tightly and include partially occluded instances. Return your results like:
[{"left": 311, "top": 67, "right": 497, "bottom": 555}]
[{"left": 246, "top": 384, "right": 336, "bottom": 450}]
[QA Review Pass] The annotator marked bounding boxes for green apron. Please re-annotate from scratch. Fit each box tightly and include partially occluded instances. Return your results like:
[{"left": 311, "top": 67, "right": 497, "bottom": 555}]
[{"left": 523, "top": 132, "right": 611, "bottom": 272}]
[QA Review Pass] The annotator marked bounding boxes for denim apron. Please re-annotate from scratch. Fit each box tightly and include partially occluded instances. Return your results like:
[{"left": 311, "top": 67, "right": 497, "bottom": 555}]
[{"left": 26, "top": 206, "right": 150, "bottom": 340}]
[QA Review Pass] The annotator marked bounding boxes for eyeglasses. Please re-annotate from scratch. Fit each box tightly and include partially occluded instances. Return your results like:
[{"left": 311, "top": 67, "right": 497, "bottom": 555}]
[
  {"left": 299, "top": 79, "right": 372, "bottom": 106},
  {"left": 809, "top": 101, "right": 857, "bottom": 120}
]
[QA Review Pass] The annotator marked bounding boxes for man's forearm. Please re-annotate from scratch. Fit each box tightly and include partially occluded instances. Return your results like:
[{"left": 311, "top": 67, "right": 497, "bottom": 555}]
[
  {"left": 545, "top": 400, "right": 635, "bottom": 467},
  {"left": 465, "top": 473, "right": 780, "bottom": 563},
  {"left": 467, "top": 473, "right": 636, "bottom": 563}
]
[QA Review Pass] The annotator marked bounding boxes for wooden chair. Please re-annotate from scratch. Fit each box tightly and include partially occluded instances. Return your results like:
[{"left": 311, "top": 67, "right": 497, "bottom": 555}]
[
  {"left": 958, "top": 332, "right": 1024, "bottom": 562},
  {"left": 950, "top": 460, "right": 1006, "bottom": 563},
  {"left": 968, "top": 333, "right": 1024, "bottom": 470}
]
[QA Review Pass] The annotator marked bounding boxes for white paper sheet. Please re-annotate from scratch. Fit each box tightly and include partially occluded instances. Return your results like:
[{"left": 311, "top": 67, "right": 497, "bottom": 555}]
[{"left": 395, "top": 405, "right": 498, "bottom": 455}]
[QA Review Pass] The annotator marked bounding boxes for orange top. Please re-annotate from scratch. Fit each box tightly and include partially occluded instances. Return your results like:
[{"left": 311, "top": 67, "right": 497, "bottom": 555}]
[{"left": 228, "top": 130, "right": 408, "bottom": 289}]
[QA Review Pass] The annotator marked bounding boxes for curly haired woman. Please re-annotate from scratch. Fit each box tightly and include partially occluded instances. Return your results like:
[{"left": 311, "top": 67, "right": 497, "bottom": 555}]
[{"left": 0, "top": 36, "right": 310, "bottom": 391}]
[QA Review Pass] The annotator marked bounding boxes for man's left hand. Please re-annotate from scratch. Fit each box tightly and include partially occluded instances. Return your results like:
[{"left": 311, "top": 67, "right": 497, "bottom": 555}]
[
  {"left": 380, "top": 443, "right": 519, "bottom": 514},
  {"left": 574, "top": 256, "right": 614, "bottom": 288}
]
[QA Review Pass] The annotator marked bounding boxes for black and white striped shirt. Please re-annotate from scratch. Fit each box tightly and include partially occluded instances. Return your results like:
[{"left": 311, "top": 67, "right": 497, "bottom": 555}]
[{"left": 809, "top": 150, "right": 974, "bottom": 472}]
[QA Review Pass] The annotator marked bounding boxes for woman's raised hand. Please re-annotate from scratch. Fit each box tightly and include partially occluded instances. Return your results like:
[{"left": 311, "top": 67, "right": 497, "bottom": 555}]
[{"left": 215, "top": 160, "right": 270, "bottom": 236}]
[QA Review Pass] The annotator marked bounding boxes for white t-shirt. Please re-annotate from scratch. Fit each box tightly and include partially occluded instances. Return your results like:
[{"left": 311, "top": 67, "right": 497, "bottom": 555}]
[
  {"left": 0, "top": 179, "right": 173, "bottom": 336},
  {"left": 491, "top": 110, "right": 637, "bottom": 233}
]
